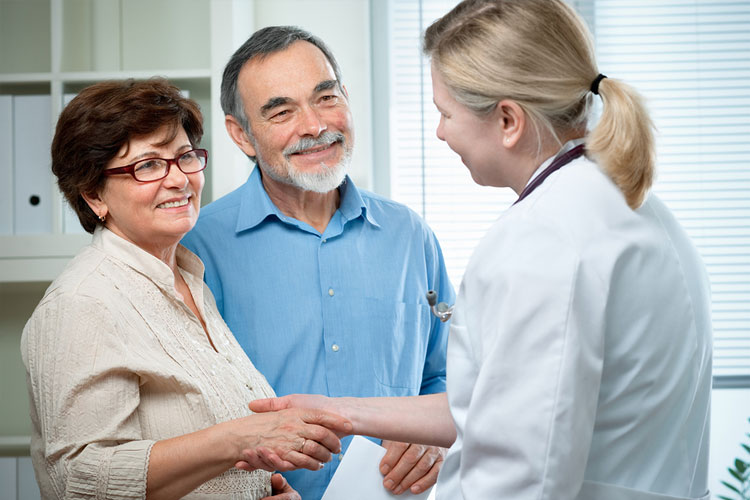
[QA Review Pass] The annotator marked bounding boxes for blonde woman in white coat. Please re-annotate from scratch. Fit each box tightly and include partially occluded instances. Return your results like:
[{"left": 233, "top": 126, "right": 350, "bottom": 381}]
[{"left": 248, "top": 1, "right": 713, "bottom": 499}]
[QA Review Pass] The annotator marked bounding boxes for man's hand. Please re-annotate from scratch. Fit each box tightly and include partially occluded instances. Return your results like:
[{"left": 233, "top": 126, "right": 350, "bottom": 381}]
[
  {"left": 380, "top": 441, "right": 445, "bottom": 495},
  {"left": 260, "top": 473, "right": 301, "bottom": 500}
]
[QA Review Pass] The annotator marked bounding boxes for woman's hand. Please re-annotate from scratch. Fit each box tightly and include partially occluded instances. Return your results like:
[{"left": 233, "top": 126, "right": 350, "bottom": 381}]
[{"left": 230, "top": 407, "right": 351, "bottom": 472}]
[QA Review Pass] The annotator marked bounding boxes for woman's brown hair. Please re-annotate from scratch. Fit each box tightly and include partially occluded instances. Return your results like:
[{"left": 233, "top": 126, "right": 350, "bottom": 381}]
[{"left": 51, "top": 78, "right": 203, "bottom": 233}]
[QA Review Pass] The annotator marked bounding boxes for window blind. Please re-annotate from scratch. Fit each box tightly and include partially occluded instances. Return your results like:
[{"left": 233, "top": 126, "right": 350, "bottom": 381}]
[{"left": 386, "top": 0, "right": 750, "bottom": 378}]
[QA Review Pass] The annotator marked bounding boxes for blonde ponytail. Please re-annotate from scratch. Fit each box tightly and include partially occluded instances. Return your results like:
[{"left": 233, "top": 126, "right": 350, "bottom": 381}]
[
  {"left": 586, "top": 77, "right": 655, "bottom": 209},
  {"left": 424, "top": 0, "right": 657, "bottom": 210}
]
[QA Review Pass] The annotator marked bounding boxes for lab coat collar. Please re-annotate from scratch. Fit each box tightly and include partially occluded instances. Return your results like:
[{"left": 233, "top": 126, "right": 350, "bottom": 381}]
[{"left": 523, "top": 138, "right": 586, "bottom": 191}]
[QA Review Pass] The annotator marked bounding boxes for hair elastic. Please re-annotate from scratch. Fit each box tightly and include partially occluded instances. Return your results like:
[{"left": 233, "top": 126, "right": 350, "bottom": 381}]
[{"left": 590, "top": 73, "right": 607, "bottom": 95}]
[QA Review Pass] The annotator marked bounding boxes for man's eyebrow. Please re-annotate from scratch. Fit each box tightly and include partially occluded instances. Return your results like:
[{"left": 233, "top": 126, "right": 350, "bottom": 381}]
[
  {"left": 260, "top": 96, "right": 290, "bottom": 115},
  {"left": 315, "top": 80, "right": 339, "bottom": 93}
]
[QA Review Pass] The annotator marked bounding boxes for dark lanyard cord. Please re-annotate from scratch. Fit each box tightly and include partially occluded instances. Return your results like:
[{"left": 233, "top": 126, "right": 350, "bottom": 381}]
[{"left": 513, "top": 144, "right": 586, "bottom": 205}]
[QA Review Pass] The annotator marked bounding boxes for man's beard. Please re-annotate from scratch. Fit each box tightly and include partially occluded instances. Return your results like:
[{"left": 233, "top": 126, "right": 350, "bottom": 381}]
[{"left": 256, "top": 131, "right": 351, "bottom": 193}]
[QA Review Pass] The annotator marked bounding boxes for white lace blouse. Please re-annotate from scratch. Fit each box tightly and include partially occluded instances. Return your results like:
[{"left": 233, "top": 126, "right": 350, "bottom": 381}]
[{"left": 21, "top": 227, "right": 276, "bottom": 499}]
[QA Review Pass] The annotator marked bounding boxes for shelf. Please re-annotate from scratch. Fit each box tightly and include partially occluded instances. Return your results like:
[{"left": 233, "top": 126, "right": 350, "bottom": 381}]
[
  {"left": 0, "top": 436, "right": 31, "bottom": 457},
  {"left": 0, "top": 74, "right": 54, "bottom": 84},
  {"left": 0, "top": 0, "right": 253, "bottom": 283},
  {"left": 59, "top": 69, "right": 212, "bottom": 82},
  {"left": 0, "top": 234, "right": 90, "bottom": 282},
  {"left": 0, "top": 69, "right": 211, "bottom": 85}
]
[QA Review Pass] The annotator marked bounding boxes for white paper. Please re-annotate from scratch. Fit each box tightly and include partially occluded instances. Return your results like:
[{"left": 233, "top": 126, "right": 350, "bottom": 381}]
[{"left": 322, "top": 436, "right": 434, "bottom": 500}]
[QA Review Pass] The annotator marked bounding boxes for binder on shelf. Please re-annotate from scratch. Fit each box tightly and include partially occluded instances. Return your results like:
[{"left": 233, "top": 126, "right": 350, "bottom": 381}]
[
  {"left": 13, "top": 95, "right": 53, "bottom": 235},
  {"left": 0, "top": 96, "right": 12, "bottom": 235}
]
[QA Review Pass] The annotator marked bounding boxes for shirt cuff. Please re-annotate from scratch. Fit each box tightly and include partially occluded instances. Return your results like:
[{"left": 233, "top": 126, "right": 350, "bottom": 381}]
[{"left": 64, "top": 440, "right": 154, "bottom": 499}]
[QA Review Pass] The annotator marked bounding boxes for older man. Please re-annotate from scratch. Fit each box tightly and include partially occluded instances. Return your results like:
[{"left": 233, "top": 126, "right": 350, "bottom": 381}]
[{"left": 182, "top": 26, "right": 454, "bottom": 499}]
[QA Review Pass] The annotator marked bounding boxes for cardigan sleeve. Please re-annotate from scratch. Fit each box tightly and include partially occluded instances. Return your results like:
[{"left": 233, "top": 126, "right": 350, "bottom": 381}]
[{"left": 22, "top": 291, "right": 155, "bottom": 499}]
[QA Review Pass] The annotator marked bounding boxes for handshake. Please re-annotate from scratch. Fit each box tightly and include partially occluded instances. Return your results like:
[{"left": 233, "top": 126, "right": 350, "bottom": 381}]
[
  {"left": 232, "top": 393, "right": 452, "bottom": 496},
  {"left": 233, "top": 394, "right": 354, "bottom": 473}
]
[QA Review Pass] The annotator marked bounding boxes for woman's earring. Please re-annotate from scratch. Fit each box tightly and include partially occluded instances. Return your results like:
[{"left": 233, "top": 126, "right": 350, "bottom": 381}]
[{"left": 98, "top": 213, "right": 106, "bottom": 223}]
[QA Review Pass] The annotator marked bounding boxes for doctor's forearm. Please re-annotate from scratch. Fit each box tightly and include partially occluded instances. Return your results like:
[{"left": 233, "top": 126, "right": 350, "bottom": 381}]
[{"left": 342, "top": 393, "right": 456, "bottom": 448}]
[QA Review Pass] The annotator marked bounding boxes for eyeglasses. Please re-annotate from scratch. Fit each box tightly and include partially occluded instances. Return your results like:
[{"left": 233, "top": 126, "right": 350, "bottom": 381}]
[{"left": 104, "top": 148, "right": 208, "bottom": 182}]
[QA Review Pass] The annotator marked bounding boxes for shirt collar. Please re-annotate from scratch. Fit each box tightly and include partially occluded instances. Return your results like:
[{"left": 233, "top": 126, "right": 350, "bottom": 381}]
[
  {"left": 235, "top": 166, "right": 380, "bottom": 233},
  {"left": 92, "top": 225, "right": 205, "bottom": 291}
]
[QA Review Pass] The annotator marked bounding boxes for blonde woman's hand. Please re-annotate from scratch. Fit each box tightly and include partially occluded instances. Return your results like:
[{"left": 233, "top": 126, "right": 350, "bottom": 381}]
[{"left": 249, "top": 394, "right": 348, "bottom": 435}]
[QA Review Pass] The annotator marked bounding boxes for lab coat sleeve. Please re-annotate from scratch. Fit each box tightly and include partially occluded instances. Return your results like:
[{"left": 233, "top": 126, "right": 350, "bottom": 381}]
[
  {"left": 456, "top": 219, "right": 606, "bottom": 499},
  {"left": 22, "top": 292, "right": 153, "bottom": 498}
]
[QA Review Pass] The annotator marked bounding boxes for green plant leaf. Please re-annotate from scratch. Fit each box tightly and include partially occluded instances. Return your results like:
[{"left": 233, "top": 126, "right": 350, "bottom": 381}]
[
  {"left": 729, "top": 467, "right": 743, "bottom": 482},
  {"left": 721, "top": 479, "right": 741, "bottom": 494},
  {"left": 717, "top": 496, "right": 734, "bottom": 500},
  {"left": 742, "top": 443, "right": 750, "bottom": 455},
  {"left": 736, "top": 459, "right": 747, "bottom": 474}
]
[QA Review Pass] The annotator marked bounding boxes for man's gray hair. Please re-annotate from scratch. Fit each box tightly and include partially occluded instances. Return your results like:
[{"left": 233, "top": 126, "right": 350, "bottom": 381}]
[{"left": 220, "top": 25, "right": 344, "bottom": 133}]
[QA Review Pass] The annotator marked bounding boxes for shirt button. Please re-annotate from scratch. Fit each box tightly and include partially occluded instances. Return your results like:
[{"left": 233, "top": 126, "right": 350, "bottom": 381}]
[
  {"left": 328, "top": 288, "right": 334, "bottom": 296},
  {"left": 338, "top": 453, "right": 344, "bottom": 461},
  {"left": 322, "top": 238, "right": 327, "bottom": 243},
  {"left": 332, "top": 344, "right": 340, "bottom": 352}
]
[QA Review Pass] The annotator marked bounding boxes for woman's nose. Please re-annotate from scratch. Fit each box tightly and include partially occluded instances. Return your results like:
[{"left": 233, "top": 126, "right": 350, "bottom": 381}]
[
  {"left": 436, "top": 123, "right": 446, "bottom": 142},
  {"left": 162, "top": 161, "right": 190, "bottom": 188}
]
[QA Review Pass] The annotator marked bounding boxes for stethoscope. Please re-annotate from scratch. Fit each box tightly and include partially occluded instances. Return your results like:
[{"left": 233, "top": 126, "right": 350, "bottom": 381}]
[
  {"left": 426, "top": 290, "right": 453, "bottom": 322},
  {"left": 423, "top": 144, "right": 585, "bottom": 324}
]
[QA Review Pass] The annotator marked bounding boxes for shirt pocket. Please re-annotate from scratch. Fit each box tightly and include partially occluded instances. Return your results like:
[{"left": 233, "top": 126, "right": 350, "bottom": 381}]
[{"left": 363, "top": 300, "right": 432, "bottom": 394}]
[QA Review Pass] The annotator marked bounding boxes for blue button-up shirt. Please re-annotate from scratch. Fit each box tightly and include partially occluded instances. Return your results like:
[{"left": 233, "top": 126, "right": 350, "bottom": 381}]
[{"left": 182, "top": 167, "right": 454, "bottom": 499}]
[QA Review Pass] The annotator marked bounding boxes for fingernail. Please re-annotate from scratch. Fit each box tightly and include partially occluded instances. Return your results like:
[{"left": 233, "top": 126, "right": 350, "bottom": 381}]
[
  {"left": 411, "top": 485, "right": 421, "bottom": 493},
  {"left": 319, "top": 462, "right": 325, "bottom": 470},
  {"left": 384, "top": 479, "right": 394, "bottom": 490},
  {"left": 380, "top": 464, "right": 390, "bottom": 475},
  {"left": 394, "top": 486, "right": 404, "bottom": 495}
]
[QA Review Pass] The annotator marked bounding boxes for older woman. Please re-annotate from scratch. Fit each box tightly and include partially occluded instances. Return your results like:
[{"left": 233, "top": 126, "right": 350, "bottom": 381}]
[
  {"left": 249, "top": 1, "right": 713, "bottom": 500},
  {"left": 21, "top": 78, "right": 350, "bottom": 500}
]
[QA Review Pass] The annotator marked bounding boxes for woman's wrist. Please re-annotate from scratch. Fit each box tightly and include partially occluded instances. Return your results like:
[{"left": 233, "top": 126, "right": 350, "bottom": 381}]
[{"left": 212, "top": 418, "right": 251, "bottom": 466}]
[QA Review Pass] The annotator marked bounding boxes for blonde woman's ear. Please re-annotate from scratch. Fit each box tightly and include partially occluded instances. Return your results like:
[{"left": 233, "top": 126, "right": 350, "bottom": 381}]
[{"left": 496, "top": 99, "right": 525, "bottom": 148}]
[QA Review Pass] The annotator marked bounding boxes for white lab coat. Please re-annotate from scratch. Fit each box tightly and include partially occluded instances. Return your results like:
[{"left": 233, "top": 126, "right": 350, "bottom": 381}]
[{"left": 437, "top": 148, "right": 712, "bottom": 500}]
